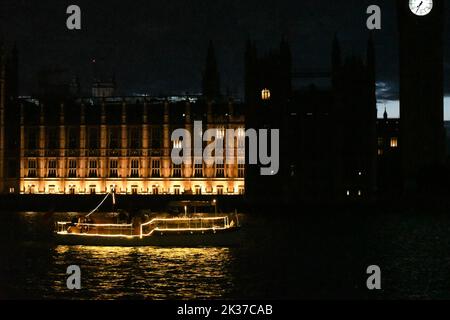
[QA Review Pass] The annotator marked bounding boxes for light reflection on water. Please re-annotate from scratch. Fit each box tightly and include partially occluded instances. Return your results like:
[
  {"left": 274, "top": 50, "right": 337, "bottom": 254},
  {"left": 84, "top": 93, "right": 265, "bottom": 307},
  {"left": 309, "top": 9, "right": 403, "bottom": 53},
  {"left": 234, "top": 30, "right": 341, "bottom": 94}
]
[
  {"left": 0, "top": 212, "right": 238, "bottom": 300},
  {"left": 49, "top": 246, "right": 234, "bottom": 300},
  {"left": 5, "top": 209, "right": 450, "bottom": 299},
  {"left": 1, "top": 211, "right": 310, "bottom": 300}
]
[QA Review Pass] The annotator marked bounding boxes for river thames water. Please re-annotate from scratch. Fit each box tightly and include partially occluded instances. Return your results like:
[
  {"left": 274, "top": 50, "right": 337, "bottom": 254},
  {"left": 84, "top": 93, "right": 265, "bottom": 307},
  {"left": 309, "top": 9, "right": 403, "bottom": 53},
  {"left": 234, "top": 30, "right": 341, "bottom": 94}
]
[{"left": 1, "top": 209, "right": 450, "bottom": 300}]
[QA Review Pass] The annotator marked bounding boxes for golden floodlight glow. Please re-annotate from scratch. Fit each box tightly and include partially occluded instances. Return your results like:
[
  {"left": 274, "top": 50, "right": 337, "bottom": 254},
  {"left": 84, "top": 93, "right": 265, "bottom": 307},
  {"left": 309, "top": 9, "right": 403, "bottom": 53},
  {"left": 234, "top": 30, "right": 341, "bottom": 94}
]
[
  {"left": 390, "top": 137, "right": 398, "bottom": 148},
  {"left": 261, "top": 88, "right": 271, "bottom": 101}
]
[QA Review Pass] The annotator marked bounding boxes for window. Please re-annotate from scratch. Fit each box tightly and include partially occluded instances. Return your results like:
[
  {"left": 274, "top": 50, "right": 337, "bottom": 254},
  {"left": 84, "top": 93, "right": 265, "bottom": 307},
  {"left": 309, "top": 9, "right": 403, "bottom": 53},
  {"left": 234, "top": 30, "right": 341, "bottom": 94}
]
[
  {"left": 131, "top": 159, "right": 140, "bottom": 178},
  {"left": 152, "top": 185, "right": 159, "bottom": 195},
  {"left": 28, "top": 159, "right": 37, "bottom": 178},
  {"left": 238, "top": 164, "right": 245, "bottom": 178},
  {"left": 390, "top": 137, "right": 398, "bottom": 148},
  {"left": 9, "top": 187, "right": 15, "bottom": 194},
  {"left": 238, "top": 186, "right": 245, "bottom": 195},
  {"left": 173, "top": 164, "right": 182, "bottom": 178},
  {"left": 216, "top": 127, "right": 225, "bottom": 140},
  {"left": 48, "top": 160, "right": 57, "bottom": 178},
  {"left": 237, "top": 128, "right": 245, "bottom": 149},
  {"left": 216, "top": 163, "right": 225, "bottom": 178},
  {"left": 69, "top": 185, "right": 76, "bottom": 195},
  {"left": 174, "top": 186, "right": 181, "bottom": 195},
  {"left": 131, "top": 185, "right": 138, "bottom": 195},
  {"left": 377, "top": 137, "right": 383, "bottom": 147},
  {"left": 109, "top": 160, "right": 119, "bottom": 178},
  {"left": 217, "top": 185, "right": 224, "bottom": 195},
  {"left": 48, "top": 185, "right": 56, "bottom": 194},
  {"left": 68, "top": 160, "right": 77, "bottom": 178},
  {"left": 28, "top": 185, "right": 36, "bottom": 194},
  {"left": 194, "top": 162, "right": 203, "bottom": 178},
  {"left": 261, "top": 88, "right": 271, "bottom": 101},
  {"left": 290, "top": 164, "right": 296, "bottom": 177},
  {"left": 89, "top": 185, "right": 96, "bottom": 194},
  {"left": 151, "top": 159, "right": 160, "bottom": 177},
  {"left": 89, "top": 160, "right": 98, "bottom": 178},
  {"left": 378, "top": 149, "right": 384, "bottom": 156},
  {"left": 173, "top": 139, "right": 182, "bottom": 149},
  {"left": 195, "top": 185, "right": 202, "bottom": 195}
]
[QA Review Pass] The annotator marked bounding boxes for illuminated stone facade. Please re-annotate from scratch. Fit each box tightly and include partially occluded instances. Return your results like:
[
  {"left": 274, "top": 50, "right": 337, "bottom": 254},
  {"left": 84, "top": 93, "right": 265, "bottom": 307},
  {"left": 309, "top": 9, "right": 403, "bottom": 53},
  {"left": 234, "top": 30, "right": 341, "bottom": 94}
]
[{"left": 12, "top": 97, "right": 245, "bottom": 195}]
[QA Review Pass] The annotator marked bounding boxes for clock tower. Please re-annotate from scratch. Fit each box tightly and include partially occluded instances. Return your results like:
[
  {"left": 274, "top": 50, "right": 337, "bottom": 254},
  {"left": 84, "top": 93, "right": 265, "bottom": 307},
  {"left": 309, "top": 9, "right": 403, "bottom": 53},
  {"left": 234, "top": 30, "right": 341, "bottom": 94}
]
[{"left": 397, "top": 0, "right": 445, "bottom": 189}]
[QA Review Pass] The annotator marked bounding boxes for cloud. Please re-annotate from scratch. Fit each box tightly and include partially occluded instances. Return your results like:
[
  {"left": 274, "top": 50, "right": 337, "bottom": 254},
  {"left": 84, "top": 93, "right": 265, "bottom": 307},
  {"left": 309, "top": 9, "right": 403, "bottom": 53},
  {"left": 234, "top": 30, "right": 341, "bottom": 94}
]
[{"left": 376, "top": 81, "right": 398, "bottom": 101}]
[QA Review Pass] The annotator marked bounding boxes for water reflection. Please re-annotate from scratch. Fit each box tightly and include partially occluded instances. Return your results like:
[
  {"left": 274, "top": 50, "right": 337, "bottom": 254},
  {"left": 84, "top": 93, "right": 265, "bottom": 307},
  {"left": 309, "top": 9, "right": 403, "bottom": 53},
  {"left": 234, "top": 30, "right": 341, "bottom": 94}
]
[{"left": 50, "top": 246, "right": 234, "bottom": 299}]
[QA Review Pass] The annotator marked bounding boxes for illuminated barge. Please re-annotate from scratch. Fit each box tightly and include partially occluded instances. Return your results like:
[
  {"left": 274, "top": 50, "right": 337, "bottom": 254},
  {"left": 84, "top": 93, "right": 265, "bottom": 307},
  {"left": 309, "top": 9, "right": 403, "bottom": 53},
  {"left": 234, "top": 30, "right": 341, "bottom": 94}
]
[{"left": 54, "top": 198, "right": 241, "bottom": 246}]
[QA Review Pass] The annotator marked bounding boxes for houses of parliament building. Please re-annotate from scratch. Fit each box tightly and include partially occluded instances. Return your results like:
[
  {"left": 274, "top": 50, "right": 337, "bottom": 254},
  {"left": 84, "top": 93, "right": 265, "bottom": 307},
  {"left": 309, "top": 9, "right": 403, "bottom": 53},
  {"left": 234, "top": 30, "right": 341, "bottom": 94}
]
[
  {"left": 1, "top": 0, "right": 446, "bottom": 202},
  {"left": 0, "top": 37, "right": 395, "bottom": 202},
  {"left": 0, "top": 42, "right": 246, "bottom": 196}
]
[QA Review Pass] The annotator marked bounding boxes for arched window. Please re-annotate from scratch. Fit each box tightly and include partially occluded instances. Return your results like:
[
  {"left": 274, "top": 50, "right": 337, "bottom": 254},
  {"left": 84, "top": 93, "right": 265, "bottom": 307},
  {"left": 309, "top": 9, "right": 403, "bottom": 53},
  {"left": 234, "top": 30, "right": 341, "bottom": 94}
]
[
  {"left": 390, "top": 137, "right": 398, "bottom": 148},
  {"left": 261, "top": 88, "right": 271, "bottom": 101}
]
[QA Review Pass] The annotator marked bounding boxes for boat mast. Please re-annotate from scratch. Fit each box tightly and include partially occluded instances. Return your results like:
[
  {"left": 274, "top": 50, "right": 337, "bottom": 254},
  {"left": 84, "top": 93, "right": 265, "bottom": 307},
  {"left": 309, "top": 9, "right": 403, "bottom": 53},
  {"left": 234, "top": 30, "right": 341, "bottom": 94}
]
[{"left": 112, "top": 187, "right": 116, "bottom": 212}]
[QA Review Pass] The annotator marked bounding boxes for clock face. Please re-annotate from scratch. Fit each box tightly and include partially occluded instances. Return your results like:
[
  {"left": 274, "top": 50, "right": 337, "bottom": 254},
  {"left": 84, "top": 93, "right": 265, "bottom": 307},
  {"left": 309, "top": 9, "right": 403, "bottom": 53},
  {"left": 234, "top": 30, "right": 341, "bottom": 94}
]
[{"left": 409, "top": 0, "right": 433, "bottom": 16}]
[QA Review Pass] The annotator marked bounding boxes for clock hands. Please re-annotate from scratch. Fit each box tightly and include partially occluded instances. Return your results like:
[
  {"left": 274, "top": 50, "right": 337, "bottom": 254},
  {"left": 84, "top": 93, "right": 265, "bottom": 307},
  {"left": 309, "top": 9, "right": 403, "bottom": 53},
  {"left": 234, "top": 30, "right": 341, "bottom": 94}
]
[
  {"left": 409, "top": 0, "right": 432, "bottom": 16},
  {"left": 416, "top": 1, "right": 423, "bottom": 13}
]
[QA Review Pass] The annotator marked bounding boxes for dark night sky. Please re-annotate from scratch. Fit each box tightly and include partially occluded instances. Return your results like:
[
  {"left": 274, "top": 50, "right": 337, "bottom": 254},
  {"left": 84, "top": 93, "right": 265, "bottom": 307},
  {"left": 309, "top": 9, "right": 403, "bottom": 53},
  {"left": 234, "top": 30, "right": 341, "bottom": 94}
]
[{"left": 1, "top": 0, "right": 450, "bottom": 117}]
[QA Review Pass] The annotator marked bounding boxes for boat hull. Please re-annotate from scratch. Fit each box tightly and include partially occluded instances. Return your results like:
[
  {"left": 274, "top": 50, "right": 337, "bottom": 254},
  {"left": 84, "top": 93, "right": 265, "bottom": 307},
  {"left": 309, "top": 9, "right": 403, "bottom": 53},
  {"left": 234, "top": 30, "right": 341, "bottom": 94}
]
[{"left": 54, "top": 228, "right": 241, "bottom": 247}]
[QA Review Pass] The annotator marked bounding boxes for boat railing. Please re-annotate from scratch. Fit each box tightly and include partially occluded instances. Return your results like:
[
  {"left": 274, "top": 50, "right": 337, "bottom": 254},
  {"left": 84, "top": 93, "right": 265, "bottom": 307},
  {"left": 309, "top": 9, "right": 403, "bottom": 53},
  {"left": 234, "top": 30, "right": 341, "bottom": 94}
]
[
  {"left": 56, "top": 215, "right": 234, "bottom": 238},
  {"left": 57, "top": 221, "right": 134, "bottom": 236},
  {"left": 139, "top": 216, "right": 230, "bottom": 238}
]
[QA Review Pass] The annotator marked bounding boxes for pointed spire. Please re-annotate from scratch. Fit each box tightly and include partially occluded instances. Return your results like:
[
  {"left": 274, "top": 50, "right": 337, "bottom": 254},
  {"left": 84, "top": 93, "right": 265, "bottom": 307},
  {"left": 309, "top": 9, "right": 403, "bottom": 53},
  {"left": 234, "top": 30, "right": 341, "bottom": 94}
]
[
  {"left": 383, "top": 106, "right": 388, "bottom": 120},
  {"left": 202, "top": 40, "right": 221, "bottom": 101}
]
